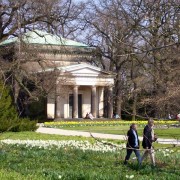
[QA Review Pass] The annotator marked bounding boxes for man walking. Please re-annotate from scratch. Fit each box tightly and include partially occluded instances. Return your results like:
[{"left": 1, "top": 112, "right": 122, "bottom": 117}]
[{"left": 124, "top": 123, "right": 141, "bottom": 165}]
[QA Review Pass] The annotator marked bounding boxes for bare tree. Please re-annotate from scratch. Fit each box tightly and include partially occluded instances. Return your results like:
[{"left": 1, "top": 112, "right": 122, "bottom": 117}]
[
  {"left": 81, "top": 0, "right": 180, "bottom": 119},
  {"left": 0, "top": 0, "right": 85, "bottom": 116},
  {"left": 129, "top": 0, "right": 180, "bottom": 118},
  {"left": 81, "top": 0, "right": 143, "bottom": 119}
]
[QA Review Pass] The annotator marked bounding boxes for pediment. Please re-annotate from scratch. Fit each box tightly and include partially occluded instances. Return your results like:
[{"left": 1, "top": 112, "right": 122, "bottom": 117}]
[
  {"left": 54, "top": 63, "right": 116, "bottom": 86},
  {"left": 69, "top": 67, "right": 100, "bottom": 75},
  {"left": 59, "top": 63, "right": 112, "bottom": 76}
]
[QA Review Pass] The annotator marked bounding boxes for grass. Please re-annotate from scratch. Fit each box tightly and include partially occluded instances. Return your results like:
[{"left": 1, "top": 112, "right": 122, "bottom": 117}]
[
  {"left": 0, "top": 131, "right": 176, "bottom": 150},
  {"left": 0, "top": 131, "right": 90, "bottom": 141},
  {"left": 54, "top": 125, "right": 180, "bottom": 139},
  {"left": 154, "top": 128, "right": 180, "bottom": 139},
  {"left": 0, "top": 131, "right": 180, "bottom": 180}
]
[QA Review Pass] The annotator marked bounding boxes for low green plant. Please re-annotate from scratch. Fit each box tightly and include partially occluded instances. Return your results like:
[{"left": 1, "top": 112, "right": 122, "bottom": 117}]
[
  {"left": 0, "top": 80, "right": 38, "bottom": 132},
  {"left": 0, "top": 80, "right": 19, "bottom": 132},
  {"left": 0, "top": 117, "right": 38, "bottom": 132},
  {"left": 0, "top": 80, "right": 18, "bottom": 121},
  {"left": 10, "top": 118, "right": 38, "bottom": 132}
]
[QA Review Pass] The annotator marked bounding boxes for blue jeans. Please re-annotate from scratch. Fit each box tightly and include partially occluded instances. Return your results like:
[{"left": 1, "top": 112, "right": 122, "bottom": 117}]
[{"left": 124, "top": 147, "right": 141, "bottom": 164}]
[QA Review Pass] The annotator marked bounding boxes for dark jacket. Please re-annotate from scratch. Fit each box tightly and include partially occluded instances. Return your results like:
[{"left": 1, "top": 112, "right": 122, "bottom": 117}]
[
  {"left": 126, "top": 128, "right": 140, "bottom": 148},
  {"left": 142, "top": 125, "right": 153, "bottom": 148}
]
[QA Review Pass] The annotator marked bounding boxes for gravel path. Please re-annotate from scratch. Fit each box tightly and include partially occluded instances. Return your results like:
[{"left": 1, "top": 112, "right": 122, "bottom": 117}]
[{"left": 36, "top": 126, "right": 180, "bottom": 145}]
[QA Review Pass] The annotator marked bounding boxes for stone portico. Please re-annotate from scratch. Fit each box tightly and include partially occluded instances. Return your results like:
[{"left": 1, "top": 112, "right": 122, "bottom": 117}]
[{"left": 47, "top": 63, "right": 115, "bottom": 119}]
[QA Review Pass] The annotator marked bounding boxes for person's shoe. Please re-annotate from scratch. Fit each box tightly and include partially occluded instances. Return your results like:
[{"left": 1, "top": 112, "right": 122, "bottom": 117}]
[{"left": 124, "top": 161, "right": 127, "bottom": 165}]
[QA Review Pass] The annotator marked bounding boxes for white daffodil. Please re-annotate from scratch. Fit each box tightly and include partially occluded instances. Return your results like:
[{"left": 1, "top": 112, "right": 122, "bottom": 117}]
[
  {"left": 58, "top": 175, "right": 62, "bottom": 179},
  {"left": 126, "top": 175, "right": 134, "bottom": 179},
  {"left": 129, "top": 175, "right": 134, "bottom": 179},
  {"left": 0, "top": 139, "right": 124, "bottom": 153}
]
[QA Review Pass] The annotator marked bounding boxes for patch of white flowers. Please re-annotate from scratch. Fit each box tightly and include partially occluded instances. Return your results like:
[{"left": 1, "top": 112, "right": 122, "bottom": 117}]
[
  {"left": 0, "top": 139, "right": 126, "bottom": 153},
  {"left": 126, "top": 175, "right": 134, "bottom": 179},
  {"left": 158, "top": 149, "right": 174, "bottom": 157}
]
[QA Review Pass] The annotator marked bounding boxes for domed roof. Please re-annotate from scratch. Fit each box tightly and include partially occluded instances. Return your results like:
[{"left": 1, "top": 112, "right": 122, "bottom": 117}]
[{"left": 0, "top": 30, "right": 88, "bottom": 47}]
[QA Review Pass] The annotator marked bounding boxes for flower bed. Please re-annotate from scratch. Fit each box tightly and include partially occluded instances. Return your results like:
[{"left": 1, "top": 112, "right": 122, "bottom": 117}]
[
  {"left": 44, "top": 120, "right": 178, "bottom": 128},
  {"left": 1, "top": 139, "right": 126, "bottom": 153}
]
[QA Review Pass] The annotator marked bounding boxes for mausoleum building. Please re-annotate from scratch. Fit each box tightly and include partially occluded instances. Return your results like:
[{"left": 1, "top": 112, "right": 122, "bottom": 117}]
[{"left": 0, "top": 30, "right": 115, "bottom": 119}]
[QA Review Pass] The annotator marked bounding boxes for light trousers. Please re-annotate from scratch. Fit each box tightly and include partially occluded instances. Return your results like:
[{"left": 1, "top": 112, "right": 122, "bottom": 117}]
[{"left": 141, "top": 147, "right": 155, "bottom": 166}]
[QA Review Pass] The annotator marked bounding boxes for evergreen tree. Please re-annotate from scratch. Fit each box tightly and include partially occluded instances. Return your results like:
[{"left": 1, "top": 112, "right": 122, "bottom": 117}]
[
  {"left": 0, "top": 81, "right": 18, "bottom": 120},
  {"left": 0, "top": 80, "right": 19, "bottom": 132}
]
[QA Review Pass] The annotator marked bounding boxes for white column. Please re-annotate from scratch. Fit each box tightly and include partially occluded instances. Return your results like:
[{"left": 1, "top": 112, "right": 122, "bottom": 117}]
[
  {"left": 47, "top": 92, "right": 55, "bottom": 119},
  {"left": 73, "top": 85, "right": 78, "bottom": 118},
  {"left": 108, "top": 86, "right": 113, "bottom": 118},
  {"left": 98, "top": 87, "right": 104, "bottom": 118},
  {"left": 91, "top": 86, "right": 97, "bottom": 118},
  {"left": 55, "top": 95, "right": 61, "bottom": 118}
]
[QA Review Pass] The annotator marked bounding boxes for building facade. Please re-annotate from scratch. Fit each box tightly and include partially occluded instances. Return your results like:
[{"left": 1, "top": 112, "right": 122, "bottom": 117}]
[{"left": 0, "top": 30, "right": 115, "bottom": 119}]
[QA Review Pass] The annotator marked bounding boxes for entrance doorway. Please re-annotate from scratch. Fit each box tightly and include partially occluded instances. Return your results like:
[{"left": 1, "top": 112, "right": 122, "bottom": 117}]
[{"left": 69, "top": 94, "right": 82, "bottom": 118}]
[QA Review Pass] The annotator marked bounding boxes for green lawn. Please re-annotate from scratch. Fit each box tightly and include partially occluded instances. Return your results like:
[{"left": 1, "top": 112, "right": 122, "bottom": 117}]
[
  {"left": 0, "top": 131, "right": 179, "bottom": 180},
  {"left": 0, "top": 131, "right": 175, "bottom": 149},
  {"left": 0, "top": 131, "right": 90, "bottom": 141},
  {"left": 58, "top": 125, "right": 180, "bottom": 139}
]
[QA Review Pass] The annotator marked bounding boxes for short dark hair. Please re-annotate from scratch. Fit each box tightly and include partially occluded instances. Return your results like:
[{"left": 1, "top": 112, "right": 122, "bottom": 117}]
[{"left": 130, "top": 123, "right": 136, "bottom": 129}]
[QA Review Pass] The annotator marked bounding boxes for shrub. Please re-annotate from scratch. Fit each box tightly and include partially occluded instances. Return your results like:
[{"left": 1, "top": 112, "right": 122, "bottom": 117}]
[
  {"left": 11, "top": 118, "right": 38, "bottom": 132},
  {"left": 0, "top": 118, "right": 19, "bottom": 132},
  {"left": 0, "top": 80, "right": 18, "bottom": 120},
  {"left": 27, "top": 97, "right": 46, "bottom": 120},
  {"left": 0, "top": 117, "right": 38, "bottom": 133},
  {"left": 0, "top": 80, "right": 38, "bottom": 132},
  {"left": 0, "top": 80, "right": 19, "bottom": 132}
]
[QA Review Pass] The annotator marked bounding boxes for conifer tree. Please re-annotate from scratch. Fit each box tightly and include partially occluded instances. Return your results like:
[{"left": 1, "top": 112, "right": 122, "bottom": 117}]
[{"left": 0, "top": 80, "right": 18, "bottom": 121}]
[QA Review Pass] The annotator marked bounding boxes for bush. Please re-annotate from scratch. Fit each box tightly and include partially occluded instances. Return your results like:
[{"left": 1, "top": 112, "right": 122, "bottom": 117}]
[
  {"left": 0, "top": 118, "right": 38, "bottom": 132},
  {"left": 0, "top": 80, "right": 38, "bottom": 132},
  {"left": 0, "top": 118, "right": 19, "bottom": 132},
  {"left": 11, "top": 118, "right": 38, "bottom": 132},
  {"left": 0, "top": 80, "right": 18, "bottom": 120},
  {"left": 27, "top": 97, "right": 47, "bottom": 120}
]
